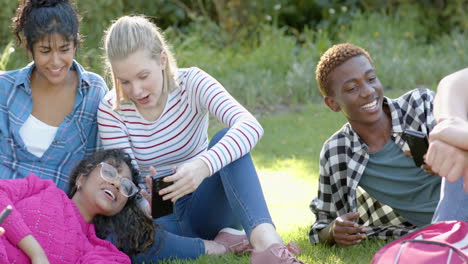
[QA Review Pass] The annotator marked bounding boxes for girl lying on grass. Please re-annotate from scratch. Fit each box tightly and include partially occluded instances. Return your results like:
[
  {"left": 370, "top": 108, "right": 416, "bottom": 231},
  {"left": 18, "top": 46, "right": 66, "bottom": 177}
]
[{"left": 0, "top": 149, "right": 154, "bottom": 263}]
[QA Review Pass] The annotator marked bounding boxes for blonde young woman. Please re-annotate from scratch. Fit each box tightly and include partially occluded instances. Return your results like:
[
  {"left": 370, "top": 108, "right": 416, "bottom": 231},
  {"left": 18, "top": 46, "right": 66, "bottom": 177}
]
[{"left": 98, "top": 15, "right": 305, "bottom": 264}]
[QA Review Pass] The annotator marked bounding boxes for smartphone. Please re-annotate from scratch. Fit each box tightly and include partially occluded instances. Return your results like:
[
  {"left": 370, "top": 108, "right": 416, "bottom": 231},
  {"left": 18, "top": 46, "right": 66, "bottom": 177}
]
[
  {"left": 402, "top": 129, "right": 429, "bottom": 167},
  {"left": 151, "top": 169, "right": 175, "bottom": 219},
  {"left": 0, "top": 205, "right": 12, "bottom": 225}
]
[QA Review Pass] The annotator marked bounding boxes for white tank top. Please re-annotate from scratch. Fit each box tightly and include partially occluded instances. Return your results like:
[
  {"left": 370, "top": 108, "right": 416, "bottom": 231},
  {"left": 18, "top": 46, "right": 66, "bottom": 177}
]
[{"left": 19, "top": 115, "right": 59, "bottom": 158}]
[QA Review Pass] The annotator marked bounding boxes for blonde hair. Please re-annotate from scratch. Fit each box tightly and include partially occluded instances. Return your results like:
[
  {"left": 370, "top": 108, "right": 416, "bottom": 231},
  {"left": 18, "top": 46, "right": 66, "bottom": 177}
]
[
  {"left": 104, "top": 15, "right": 178, "bottom": 109},
  {"left": 316, "top": 43, "right": 373, "bottom": 96}
]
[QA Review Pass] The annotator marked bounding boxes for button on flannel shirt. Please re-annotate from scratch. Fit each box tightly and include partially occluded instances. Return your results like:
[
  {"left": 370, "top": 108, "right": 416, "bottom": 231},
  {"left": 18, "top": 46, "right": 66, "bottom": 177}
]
[
  {"left": 0, "top": 61, "right": 108, "bottom": 191},
  {"left": 309, "top": 88, "right": 436, "bottom": 244}
]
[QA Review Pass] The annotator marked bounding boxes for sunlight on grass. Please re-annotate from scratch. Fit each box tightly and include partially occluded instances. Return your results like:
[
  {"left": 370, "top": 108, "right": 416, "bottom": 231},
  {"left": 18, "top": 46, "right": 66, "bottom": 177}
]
[
  {"left": 252, "top": 103, "right": 346, "bottom": 178},
  {"left": 258, "top": 158, "right": 311, "bottom": 179},
  {"left": 255, "top": 158, "right": 316, "bottom": 234},
  {"left": 250, "top": 104, "right": 345, "bottom": 234},
  {"left": 258, "top": 168, "right": 316, "bottom": 233}
]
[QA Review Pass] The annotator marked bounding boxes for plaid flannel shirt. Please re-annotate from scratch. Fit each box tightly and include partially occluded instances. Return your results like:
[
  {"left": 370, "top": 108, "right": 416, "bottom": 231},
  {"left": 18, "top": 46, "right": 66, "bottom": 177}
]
[
  {"left": 309, "top": 88, "right": 436, "bottom": 244},
  {"left": 0, "top": 61, "right": 108, "bottom": 191}
]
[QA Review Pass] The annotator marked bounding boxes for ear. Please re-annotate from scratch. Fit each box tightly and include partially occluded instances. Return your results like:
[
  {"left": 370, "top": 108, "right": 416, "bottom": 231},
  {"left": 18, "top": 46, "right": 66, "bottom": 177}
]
[
  {"left": 324, "top": 96, "right": 341, "bottom": 112},
  {"left": 75, "top": 174, "right": 86, "bottom": 190},
  {"left": 159, "top": 51, "right": 167, "bottom": 69}
]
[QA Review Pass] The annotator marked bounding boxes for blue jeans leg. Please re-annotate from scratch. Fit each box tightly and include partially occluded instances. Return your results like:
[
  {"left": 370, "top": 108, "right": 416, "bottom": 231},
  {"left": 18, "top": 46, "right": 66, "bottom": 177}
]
[
  {"left": 432, "top": 177, "right": 468, "bottom": 222},
  {"left": 133, "top": 186, "right": 206, "bottom": 262},
  {"left": 133, "top": 224, "right": 205, "bottom": 263},
  {"left": 183, "top": 128, "right": 274, "bottom": 239},
  {"left": 135, "top": 128, "right": 273, "bottom": 262}
]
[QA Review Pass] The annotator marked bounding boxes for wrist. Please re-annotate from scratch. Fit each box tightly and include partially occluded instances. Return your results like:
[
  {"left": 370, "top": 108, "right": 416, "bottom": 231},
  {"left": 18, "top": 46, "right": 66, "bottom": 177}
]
[
  {"left": 18, "top": 235, "right": 48, "bottom": 262},
  {"left": 28, "top": 246, "right": 47, "bottom": 260},
  {"left": 318, "top": 222, "right": 336, "bottom": 245},
  {"left": 31, "top": 254, "right": 49, "bottom": 263},
  {"left": 194, "top": 158, "right": 211, "bottom": 178}
]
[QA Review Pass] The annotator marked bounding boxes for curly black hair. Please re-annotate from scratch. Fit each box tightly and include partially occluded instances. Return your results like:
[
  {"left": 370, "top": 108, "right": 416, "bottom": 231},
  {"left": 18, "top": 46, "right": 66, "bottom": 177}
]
[
  {"left": 12, "top": 0, "right": 81, "bottom": 52},
  {"left": 68, "top": 149, "right": 156, "bottom": 257}
]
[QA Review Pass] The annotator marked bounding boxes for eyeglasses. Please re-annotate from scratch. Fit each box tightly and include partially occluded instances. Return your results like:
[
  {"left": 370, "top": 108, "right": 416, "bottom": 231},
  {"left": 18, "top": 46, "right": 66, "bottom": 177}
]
[{"left": 99, "top": 162, "right": 138, "bottom": 197}]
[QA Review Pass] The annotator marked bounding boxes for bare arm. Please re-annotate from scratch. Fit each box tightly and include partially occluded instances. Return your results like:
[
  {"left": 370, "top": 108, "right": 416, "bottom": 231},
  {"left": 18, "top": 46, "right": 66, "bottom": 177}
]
[
  {"left": 429, "top": 117, "right": 468, "bottom": 151},
  {"left": 430, "top": 68, "right": 468, "bottom": 148},
  {"left": 426, "top": 68, "right": 468, "bottom": 190},
  {"left": 429, "top": 68, "right": 468, "bottom": 149},
  {"left": 434, "top": 68, "right": 468, "bottom": 120},
  {"left": 17, "top": 235, "right": 49, "bottom": 264}
]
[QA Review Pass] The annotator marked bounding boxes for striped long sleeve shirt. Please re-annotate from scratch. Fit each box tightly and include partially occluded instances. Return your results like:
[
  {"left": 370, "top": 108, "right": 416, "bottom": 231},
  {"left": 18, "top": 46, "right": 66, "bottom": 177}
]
[{"left": 98, "top": 67, "right": 263, "bottom": 184}]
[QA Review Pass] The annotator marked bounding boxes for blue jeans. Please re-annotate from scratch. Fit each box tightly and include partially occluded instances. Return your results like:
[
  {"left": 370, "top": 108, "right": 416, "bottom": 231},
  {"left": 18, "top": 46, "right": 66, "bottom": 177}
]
[
  {"left": 432, "top": 177, "right": 468, "bottom": 222},
  {"left": 134, "top": 128, "right": 273, "bottom": 262}
]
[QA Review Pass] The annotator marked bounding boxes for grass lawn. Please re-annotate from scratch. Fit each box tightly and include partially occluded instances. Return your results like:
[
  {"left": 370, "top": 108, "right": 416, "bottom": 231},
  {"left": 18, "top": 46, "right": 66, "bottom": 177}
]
[{"left": 157, "top": 89, "right": 410, "bottom": 264}]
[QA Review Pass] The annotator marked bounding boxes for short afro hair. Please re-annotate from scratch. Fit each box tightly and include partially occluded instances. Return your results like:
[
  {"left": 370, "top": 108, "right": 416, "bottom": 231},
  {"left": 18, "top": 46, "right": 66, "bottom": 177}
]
[{"left": 316, "top": 43, "right": 373, "bottom": 96}]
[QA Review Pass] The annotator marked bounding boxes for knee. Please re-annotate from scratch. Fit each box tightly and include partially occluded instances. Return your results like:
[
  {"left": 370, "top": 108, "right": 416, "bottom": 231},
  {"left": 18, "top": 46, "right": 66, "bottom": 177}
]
[{"left": 208, "top": 128, "right": 229, "bottom": 149}]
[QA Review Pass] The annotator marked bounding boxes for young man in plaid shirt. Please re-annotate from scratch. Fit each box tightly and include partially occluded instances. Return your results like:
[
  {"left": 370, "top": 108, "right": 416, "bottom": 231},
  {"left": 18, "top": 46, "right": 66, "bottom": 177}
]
[{"left": 309, "top": 43, "right": 441, "bottom": 246}]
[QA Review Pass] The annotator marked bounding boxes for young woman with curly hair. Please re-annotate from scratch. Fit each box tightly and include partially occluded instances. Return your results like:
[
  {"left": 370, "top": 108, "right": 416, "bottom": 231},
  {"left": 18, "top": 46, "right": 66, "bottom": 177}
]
[{"left": 0, "top": 149, "right": 155, "bottom": 263}]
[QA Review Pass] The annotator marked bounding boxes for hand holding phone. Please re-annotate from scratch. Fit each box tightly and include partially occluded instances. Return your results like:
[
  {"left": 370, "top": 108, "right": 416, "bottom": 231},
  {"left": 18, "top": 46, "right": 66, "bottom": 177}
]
[
  {"left": 402, "top": 129, "right": 429, "bottom": 167},
  {"left": 0, "top": 205, "right": 12, "bottom": 225},
  {"left": 151, "top": 169, "right": 175, "bottom": 219}
]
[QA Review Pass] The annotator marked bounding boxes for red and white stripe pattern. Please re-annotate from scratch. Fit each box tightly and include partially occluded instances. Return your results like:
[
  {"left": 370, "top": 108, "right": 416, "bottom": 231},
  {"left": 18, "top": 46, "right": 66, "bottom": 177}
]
[{"left": 98, "top": 67, "right": 263, "bottom": 182}]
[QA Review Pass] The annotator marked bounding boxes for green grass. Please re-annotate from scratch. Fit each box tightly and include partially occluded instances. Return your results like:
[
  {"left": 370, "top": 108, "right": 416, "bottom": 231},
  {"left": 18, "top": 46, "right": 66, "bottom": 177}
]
[{"left": 158, "top": 89, "right": 411, "bottom": 264}]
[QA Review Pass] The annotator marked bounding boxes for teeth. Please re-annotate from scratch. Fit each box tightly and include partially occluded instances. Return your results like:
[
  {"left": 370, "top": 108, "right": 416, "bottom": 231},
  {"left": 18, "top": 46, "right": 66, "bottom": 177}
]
[
  {"left": 362, "top": 100, "right": 377, "bottom": 109},
  {"left": 50, "top": 68, "right": 61, "bottom": 72},
  {"left": 104, "top": 189, "right": 115, "bottom": 200}
]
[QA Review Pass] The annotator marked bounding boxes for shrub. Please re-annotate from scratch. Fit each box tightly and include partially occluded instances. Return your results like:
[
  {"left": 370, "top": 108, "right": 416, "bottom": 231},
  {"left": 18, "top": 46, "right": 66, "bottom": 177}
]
[{"left": 0, "top": 2, "right": 467, "bottom": 109}]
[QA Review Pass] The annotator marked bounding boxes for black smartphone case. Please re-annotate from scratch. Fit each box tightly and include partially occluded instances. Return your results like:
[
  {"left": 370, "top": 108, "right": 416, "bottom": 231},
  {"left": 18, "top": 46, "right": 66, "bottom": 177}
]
[
  {"left": 151, "top": 169, "right": 175, "bottom": 219},
  {"left": 402, "top": 129, "right": 429, "bottom": 167}
]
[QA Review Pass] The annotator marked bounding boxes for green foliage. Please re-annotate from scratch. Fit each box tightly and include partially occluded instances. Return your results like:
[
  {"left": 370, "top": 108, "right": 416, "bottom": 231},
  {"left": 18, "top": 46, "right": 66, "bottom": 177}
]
[
  {"left": 336, "top": 8, "right": 468, "bottom": 91},
  {"left": 358, "top": 0, "right": 468, "bottom": 37},
  {"left": 0, "top": 1, "right": 467, "bottom": 109},
  {"left": 0, "top": 42, "right": 14, "bottom": 71},
  {"left": 0, "top": 1, "right": 17, "bottom": 48},
  {"left": 171, "top": 23, "right": 320, "bottom": 107},
  {"left": 313, "top": 0, "right": 359, "bottom": 37}
]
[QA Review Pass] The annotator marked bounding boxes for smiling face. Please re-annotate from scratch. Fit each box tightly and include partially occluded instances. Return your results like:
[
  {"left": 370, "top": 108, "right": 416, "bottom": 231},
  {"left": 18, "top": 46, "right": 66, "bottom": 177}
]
[
  {"left": 29, "top": 33, "right": 75, "bottom": 86},
  {"left": 324, "top": 55, "right": 385, "bottom": 128},
  {"left": 111, "top": 49, "right": 167, "bottom": 114},
  {"left": 75, "top": 161, "right": 132, "bottom": 219}
]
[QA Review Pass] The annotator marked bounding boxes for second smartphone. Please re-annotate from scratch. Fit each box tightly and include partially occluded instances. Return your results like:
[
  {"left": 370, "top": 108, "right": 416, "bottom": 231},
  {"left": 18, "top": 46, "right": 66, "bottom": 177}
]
[
  {"left": 151, "top": 168, "right": 175, "bottom": 219},
  {"left": 402, "top": 129, "right": 429, "bottom": 167}
]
